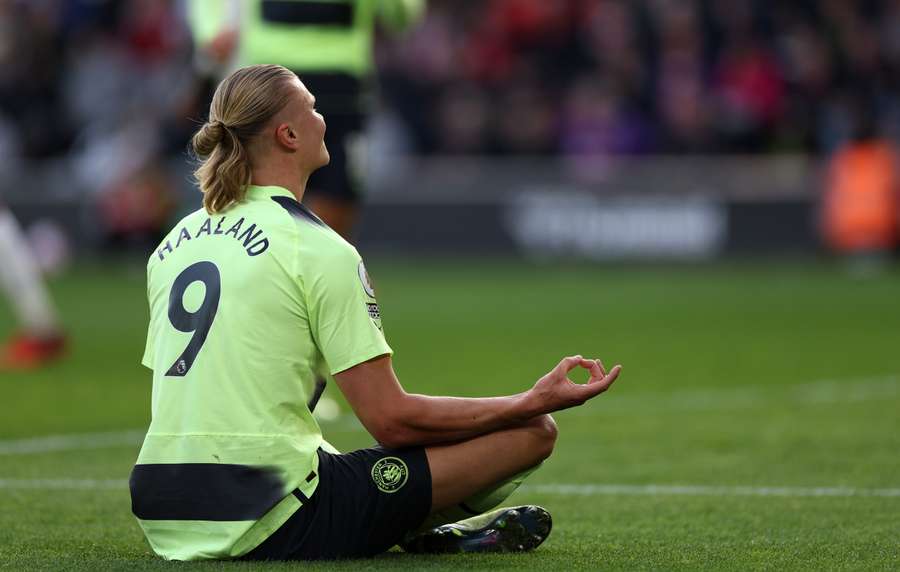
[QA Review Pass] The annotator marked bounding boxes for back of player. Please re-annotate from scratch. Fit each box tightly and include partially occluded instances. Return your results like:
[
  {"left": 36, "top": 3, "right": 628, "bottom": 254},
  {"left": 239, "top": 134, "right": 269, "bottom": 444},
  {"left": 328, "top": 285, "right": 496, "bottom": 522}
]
[
  {"left": 131, "top": 63, "right": 623, "bottom": 564},
  {"left": 131, "top": 184, "right": 389, "bottom": 560}
]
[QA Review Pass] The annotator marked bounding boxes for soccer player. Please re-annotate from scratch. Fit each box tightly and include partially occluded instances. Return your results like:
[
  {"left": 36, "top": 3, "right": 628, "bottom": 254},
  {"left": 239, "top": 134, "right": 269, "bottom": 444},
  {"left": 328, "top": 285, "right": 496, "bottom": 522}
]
[
  {"left": 0, "top": 204, "right": 66, "bottom": 369},
  {"left": 130, "top": 64, "right": 622, "bottom": 561}
]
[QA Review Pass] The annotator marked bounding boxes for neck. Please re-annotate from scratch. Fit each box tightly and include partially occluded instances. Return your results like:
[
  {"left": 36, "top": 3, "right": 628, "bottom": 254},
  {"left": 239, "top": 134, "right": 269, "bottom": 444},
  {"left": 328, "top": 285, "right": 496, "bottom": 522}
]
[{"left": 250, "top": 168, "right": 311, "bottom": 203}]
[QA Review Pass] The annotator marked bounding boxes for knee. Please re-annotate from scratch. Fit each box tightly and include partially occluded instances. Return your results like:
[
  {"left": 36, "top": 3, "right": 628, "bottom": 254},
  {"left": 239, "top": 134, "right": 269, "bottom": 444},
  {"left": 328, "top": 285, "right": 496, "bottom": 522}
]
[{"left": 525, "top": 414, "right": 558, "bottom": 461}]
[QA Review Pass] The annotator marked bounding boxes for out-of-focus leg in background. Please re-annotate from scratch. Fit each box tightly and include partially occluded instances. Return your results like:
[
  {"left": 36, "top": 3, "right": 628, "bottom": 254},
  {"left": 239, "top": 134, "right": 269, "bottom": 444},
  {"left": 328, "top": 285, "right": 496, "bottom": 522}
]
[{"left": 0, "top": 207, "right": 65, "bottom": 369}]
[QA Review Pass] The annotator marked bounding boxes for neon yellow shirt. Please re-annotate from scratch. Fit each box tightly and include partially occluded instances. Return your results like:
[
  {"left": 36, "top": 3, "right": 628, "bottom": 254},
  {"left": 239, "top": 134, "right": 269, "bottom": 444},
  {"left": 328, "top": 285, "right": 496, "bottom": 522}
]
[
  {"left": 188, "top": 0, "right": 425, "bottom": 77},
  {"left": 131, "top": 185, "right": 391, "bottom": 560}
]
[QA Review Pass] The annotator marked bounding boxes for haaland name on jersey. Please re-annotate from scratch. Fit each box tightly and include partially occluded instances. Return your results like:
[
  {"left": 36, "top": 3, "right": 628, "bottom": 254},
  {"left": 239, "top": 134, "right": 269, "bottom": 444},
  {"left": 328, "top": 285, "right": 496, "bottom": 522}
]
[{"left": 156, "top": 215, "right": 270, "bottom": 261}]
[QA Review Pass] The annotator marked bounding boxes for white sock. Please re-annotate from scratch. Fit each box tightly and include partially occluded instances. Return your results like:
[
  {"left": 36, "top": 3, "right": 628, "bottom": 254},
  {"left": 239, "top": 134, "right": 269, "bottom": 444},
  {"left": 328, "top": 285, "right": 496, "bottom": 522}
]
[
  {"left": 0, "top": 209, "right": 60, "bottom": 336},
  {"left": 417, "top": 462, "right": 543, "bottom": 531}
]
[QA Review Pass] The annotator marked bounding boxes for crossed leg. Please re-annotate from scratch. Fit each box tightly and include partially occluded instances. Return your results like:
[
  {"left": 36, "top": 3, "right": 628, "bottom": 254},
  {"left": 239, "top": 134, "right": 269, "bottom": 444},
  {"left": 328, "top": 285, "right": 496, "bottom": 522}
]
[{"left": 425, "top": 414, "right": 558, "bottom": 513}]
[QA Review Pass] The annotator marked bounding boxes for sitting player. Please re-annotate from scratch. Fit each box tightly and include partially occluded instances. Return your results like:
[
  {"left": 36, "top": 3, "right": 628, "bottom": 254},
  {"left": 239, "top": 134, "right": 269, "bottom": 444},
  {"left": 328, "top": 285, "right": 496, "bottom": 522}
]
[{"left": 130, "top": 64, "right": 622, "bottom": 561}]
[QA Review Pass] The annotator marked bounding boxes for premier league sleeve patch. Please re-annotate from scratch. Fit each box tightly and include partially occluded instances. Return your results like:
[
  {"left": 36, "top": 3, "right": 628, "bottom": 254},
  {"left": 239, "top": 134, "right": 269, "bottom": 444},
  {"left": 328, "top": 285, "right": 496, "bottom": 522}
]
[
  {"left": 358, "top": 261, "right": 376, "bottom": 298},
  {"left": 358, "top": 260, "right": 383, "bottom": 330}
]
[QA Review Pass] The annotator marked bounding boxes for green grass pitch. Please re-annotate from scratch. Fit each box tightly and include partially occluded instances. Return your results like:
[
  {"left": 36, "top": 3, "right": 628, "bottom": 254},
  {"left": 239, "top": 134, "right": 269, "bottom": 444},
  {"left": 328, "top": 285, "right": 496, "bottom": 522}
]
[{"left": 1, "top": 258, "right": 898, "bottom": 570}]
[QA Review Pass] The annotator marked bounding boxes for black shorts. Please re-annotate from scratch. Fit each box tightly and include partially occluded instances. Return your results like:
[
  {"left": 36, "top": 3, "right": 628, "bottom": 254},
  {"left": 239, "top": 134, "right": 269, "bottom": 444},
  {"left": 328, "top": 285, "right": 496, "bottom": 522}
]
[
  {"left": 306, "top": 110, "right": 363, "bottom": 204},
  {"left": 301, "top": 73, "right": 366, "bottom": 204},
  {"left": 243, "top": 446, "right": 432, "bottom": 560}
]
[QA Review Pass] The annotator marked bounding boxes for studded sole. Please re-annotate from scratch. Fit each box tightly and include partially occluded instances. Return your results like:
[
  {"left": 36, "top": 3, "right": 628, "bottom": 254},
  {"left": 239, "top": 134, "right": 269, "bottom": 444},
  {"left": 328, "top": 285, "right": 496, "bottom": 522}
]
[{"left": 404, "top": 506, "right": 552, "bottom": 554}]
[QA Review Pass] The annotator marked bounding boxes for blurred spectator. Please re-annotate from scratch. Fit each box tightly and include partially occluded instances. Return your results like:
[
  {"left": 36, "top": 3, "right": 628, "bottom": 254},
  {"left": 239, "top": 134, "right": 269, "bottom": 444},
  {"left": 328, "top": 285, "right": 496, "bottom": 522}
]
[
  {"left": 0, "top": 1, "right": 73, "bottom": 158},
  {"left": 0, "top": 0, "right": 192, "bottom": 251},
  {"left": 708, "top": 0, "right": 785, "bottom": 152},
  {"left": 376, "top": 0, "right": 900, "bottom": 157},
  {"left": 651, "top": 0, "right": 712, "bottom": 152},
  {"left": 821, "top": 104, "right": 899, "bottom": 258},
  {"left": 434, "top": 83, "right": 491, "bottom": 153},
  {"left": 494, "top": 74, "right": 558, "bottom": 154},
  {"left": 559, "top": 75, "right": 653, "bottom": 156}
]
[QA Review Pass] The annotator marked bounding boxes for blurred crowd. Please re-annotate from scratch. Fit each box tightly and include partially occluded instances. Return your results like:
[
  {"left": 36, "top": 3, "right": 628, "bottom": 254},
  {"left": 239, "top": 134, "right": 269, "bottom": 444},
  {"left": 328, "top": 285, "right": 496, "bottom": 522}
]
[
  {"left": 2, "top": 0, "right": 899, "bottom": 167},
  {"left": 0, "top": 0, "right": 196, "bottom": 241},
  {"left": 0, "top": 0, "right": 196, "bottom": 161},
  {"left": 380, "top": 0, "right": 900, "bottom": 155}
]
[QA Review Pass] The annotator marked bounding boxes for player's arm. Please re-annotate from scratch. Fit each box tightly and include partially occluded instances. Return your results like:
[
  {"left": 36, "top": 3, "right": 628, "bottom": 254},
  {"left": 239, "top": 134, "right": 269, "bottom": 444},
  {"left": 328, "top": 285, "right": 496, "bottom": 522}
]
[
  {"left": 303, "top": 242, "right": 620, "bottom": 447},
  {"left": 377, "top": 0, "right": 426, "bottom": 34},
  {"left": 334, "top": 354, "right": 621, "bottom": 449},
  {"left": 186, "top": 0, "right": 240, "bottom": 65}
]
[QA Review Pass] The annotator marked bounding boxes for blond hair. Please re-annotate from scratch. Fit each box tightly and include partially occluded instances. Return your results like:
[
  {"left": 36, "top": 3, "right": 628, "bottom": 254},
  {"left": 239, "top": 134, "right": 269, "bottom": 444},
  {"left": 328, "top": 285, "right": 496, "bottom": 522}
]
[{"left": 192, "top": 65, "right": 297, "bottom": 213}]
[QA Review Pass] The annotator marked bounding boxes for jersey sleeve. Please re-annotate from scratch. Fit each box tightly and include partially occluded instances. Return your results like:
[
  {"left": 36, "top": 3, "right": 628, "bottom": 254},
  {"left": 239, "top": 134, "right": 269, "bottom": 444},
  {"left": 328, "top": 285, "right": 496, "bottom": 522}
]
[
  {"left": 141, "top": 262, "right": 158, "bottom": 370},
  {"left": 304, "top": 246, "right": 392, "bottom": 376},
  {"left": 141, "top": 323, "right": 154, "bottom": 369}
]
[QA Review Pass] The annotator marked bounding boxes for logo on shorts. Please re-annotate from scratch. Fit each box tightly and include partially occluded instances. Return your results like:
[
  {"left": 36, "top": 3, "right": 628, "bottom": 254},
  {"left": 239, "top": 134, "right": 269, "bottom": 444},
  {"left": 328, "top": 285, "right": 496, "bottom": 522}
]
[{"left": 371, "top": 457, "right": 408, "bottom": 493}]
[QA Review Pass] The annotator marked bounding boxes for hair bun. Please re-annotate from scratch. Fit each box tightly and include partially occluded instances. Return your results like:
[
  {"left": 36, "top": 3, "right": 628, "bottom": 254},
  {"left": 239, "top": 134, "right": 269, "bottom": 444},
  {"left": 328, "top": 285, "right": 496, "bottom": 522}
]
[{"left": 192, "top": 120, "right": 228, "bottom": 157}]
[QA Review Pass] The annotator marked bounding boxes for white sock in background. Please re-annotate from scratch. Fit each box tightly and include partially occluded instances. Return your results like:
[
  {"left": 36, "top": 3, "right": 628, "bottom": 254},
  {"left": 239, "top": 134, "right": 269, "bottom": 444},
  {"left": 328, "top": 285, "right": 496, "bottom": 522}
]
[{"left": 0, "top": 209, "right": 60, "bottom": 336}]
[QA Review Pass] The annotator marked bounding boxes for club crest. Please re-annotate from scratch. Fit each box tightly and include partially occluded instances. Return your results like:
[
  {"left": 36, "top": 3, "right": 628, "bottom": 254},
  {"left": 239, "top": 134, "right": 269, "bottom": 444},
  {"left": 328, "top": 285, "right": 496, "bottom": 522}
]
[{"left": 371, "top": 457, "right": 408, "bottom": 493}]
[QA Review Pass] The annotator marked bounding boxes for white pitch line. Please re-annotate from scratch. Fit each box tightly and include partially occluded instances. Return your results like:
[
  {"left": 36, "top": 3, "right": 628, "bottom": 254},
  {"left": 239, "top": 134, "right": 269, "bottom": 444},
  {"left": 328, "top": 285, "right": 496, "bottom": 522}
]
[
  {"left": 567, "top": 374, "right": 899, "bottom": 417},
  {"left": 1, "top": 478, "right": 898, "bottom": 499},
  {"left": 0, "top": 430, "right": 146, "bottom": 455},
  {"left": 525, "top": 483, "right": 900, "bottom": 498},
  {"left": 0, "top": 478, "right": 127, "bottom": 490},
  {"left": 0, "top": 417, "right": 364, "bottom": 456}
]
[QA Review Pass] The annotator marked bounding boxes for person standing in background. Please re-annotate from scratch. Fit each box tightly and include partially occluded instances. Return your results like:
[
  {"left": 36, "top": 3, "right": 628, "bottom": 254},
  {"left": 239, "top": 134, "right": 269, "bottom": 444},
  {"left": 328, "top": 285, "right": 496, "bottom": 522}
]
[
  {"left": 187, "top": 0, "right": 424, "bottom": 240},
  {"left": 0, "top": 205, "right": 66, "bottom": 369},
  {"left": 821, "top": 104, "right": 899, "bottom": 270}
]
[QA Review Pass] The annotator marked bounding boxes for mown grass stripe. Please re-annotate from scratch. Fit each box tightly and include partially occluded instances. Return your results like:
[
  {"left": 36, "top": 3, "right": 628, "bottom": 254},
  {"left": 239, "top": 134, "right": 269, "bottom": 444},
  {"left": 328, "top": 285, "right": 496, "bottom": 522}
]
[
  {"left": 0, "top": 430, "right": 145, "bottom": 455},
  {"left": 0, "top": 416, "right": 364, "bottom": 456},
  {"left": 526, "top": 483, "right": 900, "bottom": 498},
  {"left": 0, "top": 478, "right": 128, "bottom": 490},
  {"left": 2, "top": 478, "right": 898, "bottom": 498}
]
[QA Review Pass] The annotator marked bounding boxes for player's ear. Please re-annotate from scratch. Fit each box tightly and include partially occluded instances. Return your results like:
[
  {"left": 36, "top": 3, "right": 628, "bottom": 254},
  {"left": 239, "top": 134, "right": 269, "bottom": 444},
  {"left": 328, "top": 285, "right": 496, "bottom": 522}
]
[{"left": 274, "top": 122, "right": 299, "bottom": 151}]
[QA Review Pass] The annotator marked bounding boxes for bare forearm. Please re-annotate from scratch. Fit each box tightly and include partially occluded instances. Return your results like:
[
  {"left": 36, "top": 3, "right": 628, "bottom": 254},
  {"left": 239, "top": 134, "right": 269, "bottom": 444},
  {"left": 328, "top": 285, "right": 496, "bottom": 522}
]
[
  {"left": 385, "top": 392, "right": 539, "bottom": 447},
  {"left": 337, "top": 354, "right": 621, "bottom": 450}
]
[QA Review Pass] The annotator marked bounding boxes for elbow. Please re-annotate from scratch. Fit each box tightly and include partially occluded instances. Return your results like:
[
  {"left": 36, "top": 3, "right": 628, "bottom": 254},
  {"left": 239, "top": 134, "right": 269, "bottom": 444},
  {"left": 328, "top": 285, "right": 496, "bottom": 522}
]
[
  {"left": 375, "top": 429, "right": 415, "bottom": 449},
  {"left": 372, "top": 419, "right": 417, "bottom": 449},
  {"left": 370, "top": 393, "right": 420, "bottom": 449}
]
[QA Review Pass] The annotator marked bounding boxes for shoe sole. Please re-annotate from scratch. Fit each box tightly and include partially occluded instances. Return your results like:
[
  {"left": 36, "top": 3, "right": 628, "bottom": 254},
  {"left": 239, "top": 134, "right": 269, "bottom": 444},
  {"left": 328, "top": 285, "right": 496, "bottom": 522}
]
[{"left": 409, "top": 506, "right": 552, "bottom": 554}]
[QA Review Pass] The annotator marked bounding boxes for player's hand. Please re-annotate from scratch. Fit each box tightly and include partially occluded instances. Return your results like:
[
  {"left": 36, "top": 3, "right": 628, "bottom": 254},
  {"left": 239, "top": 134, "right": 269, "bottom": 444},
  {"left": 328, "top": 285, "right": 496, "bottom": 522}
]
[
  {"left": 526, "top": 355, "right": 622, "bottom": 414},
  {"left": 205, "top": 30, "right": 238, "bottom": 64}
]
